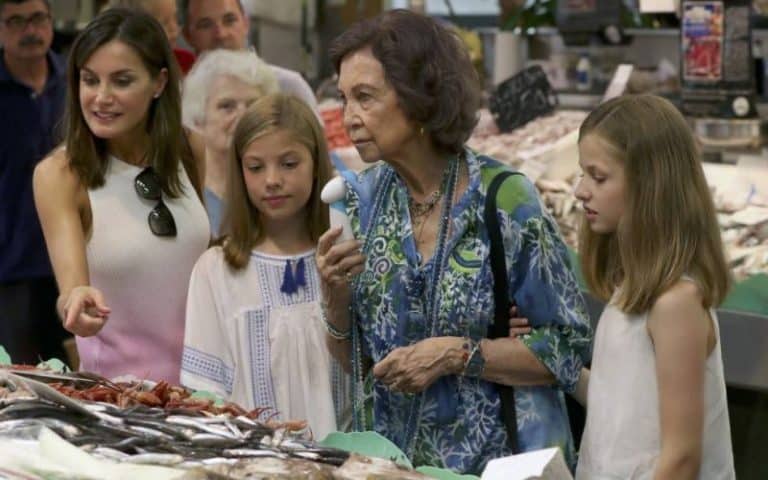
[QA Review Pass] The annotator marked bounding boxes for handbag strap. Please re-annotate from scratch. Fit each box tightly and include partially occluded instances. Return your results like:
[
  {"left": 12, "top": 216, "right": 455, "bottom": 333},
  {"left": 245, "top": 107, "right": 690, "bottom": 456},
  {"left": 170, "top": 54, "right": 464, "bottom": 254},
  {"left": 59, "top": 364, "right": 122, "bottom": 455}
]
[
  {"left": 484, "top": 169, "right": 522, "bottom": 452},
  {"left": 485, "top": 170, "right": 521, "bottom": 338}
]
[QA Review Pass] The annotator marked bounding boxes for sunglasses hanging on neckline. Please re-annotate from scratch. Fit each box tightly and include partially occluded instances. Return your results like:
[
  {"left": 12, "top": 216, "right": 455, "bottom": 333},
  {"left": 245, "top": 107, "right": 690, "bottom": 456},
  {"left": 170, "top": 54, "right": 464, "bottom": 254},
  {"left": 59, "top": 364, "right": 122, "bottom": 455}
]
[{"left": 134, "top": 166, "right": 177, "bottom": 237}]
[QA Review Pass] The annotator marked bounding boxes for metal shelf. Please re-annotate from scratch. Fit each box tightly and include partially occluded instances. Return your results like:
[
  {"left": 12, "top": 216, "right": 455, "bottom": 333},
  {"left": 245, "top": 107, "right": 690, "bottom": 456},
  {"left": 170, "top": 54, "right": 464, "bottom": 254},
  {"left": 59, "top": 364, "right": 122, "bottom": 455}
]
[
  {"left": 624, "top": 27, "right": 679, "bottom": 36},
  {"left": 494, "top": 26, "right": 768, "bottom": 37}
]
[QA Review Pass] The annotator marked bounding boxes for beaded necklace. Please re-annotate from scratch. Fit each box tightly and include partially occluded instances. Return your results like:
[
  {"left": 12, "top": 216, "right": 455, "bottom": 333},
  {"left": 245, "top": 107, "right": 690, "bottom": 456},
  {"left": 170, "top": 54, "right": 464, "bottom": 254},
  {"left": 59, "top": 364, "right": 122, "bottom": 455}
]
[
  {"left": 409, "top": 165, "right": 454, "bottom": 245},
  {"left": 408, "top": 182, "right": 445, "bottom": 220}
]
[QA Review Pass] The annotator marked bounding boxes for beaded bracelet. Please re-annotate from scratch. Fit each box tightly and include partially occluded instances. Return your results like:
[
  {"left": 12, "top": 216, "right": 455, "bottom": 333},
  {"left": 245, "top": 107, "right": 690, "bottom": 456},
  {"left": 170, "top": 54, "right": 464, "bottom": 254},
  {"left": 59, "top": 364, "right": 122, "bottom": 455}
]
[{"left": 320, "top": 301, "right": 351, "bottom": 340}]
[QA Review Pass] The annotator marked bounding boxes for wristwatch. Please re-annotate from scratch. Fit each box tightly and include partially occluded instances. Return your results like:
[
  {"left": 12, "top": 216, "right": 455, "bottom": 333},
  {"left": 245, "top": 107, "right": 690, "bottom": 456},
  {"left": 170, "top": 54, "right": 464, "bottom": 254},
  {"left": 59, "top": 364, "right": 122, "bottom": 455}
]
[{"left": 462, "top": 339, "right": 485, "bottom": 379}]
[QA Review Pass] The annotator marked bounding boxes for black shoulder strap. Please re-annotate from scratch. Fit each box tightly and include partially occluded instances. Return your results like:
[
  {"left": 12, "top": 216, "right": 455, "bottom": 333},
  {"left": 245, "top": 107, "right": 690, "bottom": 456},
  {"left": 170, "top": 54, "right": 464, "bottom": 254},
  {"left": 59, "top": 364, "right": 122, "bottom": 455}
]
[
  {"left": 485, "top": 170, "right": 521, "bottom": 339},
  {"left": 484, "top": 169, "right": 522, "bottom": 453}
]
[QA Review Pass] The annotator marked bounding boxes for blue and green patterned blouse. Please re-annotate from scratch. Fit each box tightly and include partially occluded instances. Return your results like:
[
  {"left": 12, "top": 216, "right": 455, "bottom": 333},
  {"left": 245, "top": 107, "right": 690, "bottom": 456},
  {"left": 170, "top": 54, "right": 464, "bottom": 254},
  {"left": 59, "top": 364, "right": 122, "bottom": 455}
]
[{"left": 341, "top": 149, "right": 592, "bottom": 475}]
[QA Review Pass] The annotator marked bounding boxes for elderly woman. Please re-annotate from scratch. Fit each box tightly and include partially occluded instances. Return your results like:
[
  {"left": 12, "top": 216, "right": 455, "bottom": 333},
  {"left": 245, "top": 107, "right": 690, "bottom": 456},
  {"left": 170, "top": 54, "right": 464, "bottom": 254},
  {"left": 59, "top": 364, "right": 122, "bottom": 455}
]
[
  {"left": 182, "top": 49, "right": 278, "bottom": 236},
  {"left": 316, "top": 10, "right": 592, "bottom": 474}
]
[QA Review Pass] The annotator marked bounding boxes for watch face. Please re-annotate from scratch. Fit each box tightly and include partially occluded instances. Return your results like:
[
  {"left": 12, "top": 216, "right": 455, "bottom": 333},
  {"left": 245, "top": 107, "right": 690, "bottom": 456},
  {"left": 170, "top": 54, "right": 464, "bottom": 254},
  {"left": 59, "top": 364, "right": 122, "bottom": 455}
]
[{"left": 465, "top": 345, "right": 485, "bottom": 378}]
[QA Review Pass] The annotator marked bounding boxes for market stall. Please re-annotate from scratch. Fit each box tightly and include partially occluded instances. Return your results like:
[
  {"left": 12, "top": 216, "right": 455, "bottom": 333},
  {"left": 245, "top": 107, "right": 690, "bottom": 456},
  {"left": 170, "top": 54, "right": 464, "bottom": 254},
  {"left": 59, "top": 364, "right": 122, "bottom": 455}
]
[{"left": 0, "top": 363, "right": 438, "bottom": 479}]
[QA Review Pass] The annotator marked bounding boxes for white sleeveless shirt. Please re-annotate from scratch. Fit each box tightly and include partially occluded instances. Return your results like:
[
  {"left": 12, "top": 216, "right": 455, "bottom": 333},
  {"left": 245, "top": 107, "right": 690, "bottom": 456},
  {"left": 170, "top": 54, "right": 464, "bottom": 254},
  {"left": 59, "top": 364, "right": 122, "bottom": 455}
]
[
  {"left": 576, "top": 285, "right": 735, "bottom": 480},
  {"left": 78, "top": 156, "right": 210, "bottom": 383}
]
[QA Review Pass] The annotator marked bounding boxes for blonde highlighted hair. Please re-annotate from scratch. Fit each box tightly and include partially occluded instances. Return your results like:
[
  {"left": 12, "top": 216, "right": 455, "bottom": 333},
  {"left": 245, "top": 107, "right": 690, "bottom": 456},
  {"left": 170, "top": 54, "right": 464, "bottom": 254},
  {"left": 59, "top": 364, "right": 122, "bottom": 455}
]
[
  {"left": 578, "top": 94, "right": 730, "bottom": 314},
  {"left": 222, "top": 94, "right": 332, "bottom": 269}
]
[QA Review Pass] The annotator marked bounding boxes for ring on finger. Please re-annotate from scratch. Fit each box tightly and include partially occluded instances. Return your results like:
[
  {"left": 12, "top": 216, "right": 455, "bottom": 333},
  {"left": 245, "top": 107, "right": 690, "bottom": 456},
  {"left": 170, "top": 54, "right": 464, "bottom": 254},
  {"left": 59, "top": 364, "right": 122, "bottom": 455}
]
[{"left": 345, "top": 271, "right": 353, "bottom": 282}]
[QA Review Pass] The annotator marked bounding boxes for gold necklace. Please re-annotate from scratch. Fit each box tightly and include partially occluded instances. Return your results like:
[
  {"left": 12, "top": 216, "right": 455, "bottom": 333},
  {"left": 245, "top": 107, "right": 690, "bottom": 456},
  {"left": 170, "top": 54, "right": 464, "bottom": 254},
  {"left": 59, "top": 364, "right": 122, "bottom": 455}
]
[
  {"left": 408, "top": 164, "right": 452, "bottom": 221},
  {"left": 413, "top": 204, "right": 436, "bottom": 245},
  {"left": 413, "top": 160, "right": 463, "bottom": 246},
  {"left": 408, "top": 188, "right": 444, "bottom": 220}
]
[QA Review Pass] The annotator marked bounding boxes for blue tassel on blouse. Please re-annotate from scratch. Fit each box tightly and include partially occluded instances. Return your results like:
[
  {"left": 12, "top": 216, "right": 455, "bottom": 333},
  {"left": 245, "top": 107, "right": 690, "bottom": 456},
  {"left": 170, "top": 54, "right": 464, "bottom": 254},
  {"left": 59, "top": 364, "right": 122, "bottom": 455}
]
[
  {"left": 280, "top": 258, "right": 307, "bottom": 294},
  {"left": 294, "top": 257, "right": 307, "bottom": 289}
]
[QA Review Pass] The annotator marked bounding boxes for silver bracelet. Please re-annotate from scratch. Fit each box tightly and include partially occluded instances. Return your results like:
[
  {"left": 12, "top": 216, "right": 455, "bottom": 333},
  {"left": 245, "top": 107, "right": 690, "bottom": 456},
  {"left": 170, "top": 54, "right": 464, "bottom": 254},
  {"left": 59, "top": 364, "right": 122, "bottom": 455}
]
[{"left": 320, "top": 301, "right": 351, "bottom": 340}]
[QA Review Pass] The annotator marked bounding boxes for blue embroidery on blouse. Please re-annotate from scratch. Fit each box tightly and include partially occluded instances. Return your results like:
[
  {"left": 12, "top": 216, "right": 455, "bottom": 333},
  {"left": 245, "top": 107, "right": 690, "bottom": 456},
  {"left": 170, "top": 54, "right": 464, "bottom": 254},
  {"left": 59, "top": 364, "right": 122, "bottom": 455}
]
[{"left": 181, "top": 347, "right": 235, "bottom": 394}]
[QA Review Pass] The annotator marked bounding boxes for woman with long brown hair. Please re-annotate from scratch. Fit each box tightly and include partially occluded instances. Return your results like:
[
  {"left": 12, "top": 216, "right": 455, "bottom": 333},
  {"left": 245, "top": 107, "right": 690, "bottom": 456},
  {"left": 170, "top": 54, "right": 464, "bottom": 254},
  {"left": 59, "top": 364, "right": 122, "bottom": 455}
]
[{"left": 33, "top": 8, "right": 209, "bottom": 383}]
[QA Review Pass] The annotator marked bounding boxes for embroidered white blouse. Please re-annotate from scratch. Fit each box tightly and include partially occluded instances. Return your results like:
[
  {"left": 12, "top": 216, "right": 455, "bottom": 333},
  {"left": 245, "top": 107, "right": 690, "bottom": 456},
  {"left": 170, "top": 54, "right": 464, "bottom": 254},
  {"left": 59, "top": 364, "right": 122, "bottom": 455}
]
[{"left": 180, "top": 246, "right": 347, "bottom": 440}]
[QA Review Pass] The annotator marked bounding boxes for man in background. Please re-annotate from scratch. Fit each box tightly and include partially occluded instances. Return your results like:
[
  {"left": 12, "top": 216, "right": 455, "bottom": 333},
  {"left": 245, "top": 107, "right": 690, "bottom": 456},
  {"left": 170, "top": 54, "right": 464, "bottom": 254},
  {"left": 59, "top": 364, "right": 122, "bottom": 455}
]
[
  {"left": 107, "top": 0, "right": 197, "bottom": 74},
  {"left": 0, "top": 0, "right": 70, "bottom": 365},
  {"left": 180, "top": 0, "right": 318, "bottom": 114}
]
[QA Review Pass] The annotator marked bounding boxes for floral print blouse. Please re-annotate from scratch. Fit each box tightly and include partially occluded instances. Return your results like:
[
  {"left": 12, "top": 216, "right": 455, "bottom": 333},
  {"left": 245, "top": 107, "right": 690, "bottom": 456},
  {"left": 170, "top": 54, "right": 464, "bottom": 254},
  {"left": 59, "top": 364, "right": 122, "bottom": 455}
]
[{"left": 341, "top": 149, "right": 592, "bottom": 474}]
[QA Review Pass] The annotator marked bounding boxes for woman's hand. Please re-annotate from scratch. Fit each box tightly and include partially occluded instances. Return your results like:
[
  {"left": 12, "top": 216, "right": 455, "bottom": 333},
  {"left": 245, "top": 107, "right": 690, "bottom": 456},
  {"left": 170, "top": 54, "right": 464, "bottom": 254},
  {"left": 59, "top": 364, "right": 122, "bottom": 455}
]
[
  {"left": 373, "top": 337, "right": 464, "bottom": 394},
  {"left": 316, "top": 226, "right": 365, "bottom": 307},
  {"left": 509, "top": 304, "right": 532, "bottom": 337},
  {"left": 58, "top": 286, "right": 111, "bottom": 337}
]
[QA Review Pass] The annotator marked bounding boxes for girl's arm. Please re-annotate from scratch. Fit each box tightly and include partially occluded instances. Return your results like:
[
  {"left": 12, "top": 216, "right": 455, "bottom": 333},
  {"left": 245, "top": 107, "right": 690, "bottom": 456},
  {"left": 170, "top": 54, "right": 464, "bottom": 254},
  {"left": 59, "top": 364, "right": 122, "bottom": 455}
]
[
  {"left": 648, "top": 281, "right": 713, "bottom": 480},
  {"left": 33, "top": 150, "right": 110, "bottom": 336}
]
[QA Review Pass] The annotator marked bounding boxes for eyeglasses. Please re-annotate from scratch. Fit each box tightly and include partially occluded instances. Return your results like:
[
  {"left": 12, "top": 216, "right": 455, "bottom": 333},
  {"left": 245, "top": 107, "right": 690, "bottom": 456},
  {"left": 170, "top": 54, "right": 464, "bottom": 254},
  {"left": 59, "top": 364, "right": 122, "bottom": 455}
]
[
  {"left": 134, "top": 167, "right": 177, "bottom": 237},
  {"left": 2, "top": 12, "right": 51, "bottom": 31}
]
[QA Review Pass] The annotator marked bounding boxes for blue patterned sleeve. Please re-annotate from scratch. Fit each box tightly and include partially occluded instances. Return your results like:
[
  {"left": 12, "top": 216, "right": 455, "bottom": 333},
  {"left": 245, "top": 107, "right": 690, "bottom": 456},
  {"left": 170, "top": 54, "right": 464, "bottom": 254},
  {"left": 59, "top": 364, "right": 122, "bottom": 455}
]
[
  {"left": 341, "top": 165, "right": 385, "bottom": 238},
  {"left": 498, "top": 176, "right": 592, "bottom": 393}
]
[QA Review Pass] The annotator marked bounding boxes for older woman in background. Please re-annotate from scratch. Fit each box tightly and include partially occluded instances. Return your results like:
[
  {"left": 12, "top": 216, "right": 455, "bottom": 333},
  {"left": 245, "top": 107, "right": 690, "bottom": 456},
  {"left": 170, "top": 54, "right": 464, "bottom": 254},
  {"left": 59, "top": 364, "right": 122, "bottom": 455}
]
[{"left": 182, "top": 48, "right": 278, "bottom": 236}]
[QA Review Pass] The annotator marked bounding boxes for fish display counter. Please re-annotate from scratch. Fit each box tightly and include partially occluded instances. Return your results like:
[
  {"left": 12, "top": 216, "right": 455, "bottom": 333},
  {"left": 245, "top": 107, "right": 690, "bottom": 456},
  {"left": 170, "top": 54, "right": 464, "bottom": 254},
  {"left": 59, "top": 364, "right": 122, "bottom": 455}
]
[{"left": 0, "top": 366, "right": 433, "bottom": 479}]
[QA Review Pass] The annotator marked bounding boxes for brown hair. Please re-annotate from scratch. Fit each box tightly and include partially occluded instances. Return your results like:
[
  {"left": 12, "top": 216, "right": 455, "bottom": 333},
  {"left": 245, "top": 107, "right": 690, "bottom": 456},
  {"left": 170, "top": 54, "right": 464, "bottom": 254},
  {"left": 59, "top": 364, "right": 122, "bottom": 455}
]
[
  {"left": 222, "top": 94, "right": 332, "bottom": 269},
  {"left": 578, "top": 94, "right": 730, "bottom": 313},
  {"left": 329, "top": 9, "right": 481, "bottom": 155},
  {"left": 64, "top": 8, "right": 189, "bottom": 197}
]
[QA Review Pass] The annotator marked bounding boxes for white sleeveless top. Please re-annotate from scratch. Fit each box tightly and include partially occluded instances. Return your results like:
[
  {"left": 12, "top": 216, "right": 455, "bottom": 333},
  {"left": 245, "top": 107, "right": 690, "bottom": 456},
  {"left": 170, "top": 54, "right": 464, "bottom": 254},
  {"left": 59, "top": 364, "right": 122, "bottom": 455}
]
[
  {"left": 78, "top": 156, "right": 210, "bottom": 383},
  {"left": 576, "top": 285, "right": 735, "bottom": 480}
]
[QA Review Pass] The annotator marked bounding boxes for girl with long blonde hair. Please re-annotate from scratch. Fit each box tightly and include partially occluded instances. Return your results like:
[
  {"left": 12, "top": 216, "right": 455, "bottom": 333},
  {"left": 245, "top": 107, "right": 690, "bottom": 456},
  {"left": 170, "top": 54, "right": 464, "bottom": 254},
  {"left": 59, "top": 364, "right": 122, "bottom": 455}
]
[
  {"left": 180, "top": 93, "right": 348, "bottom": 438},
  {"left": 574, "top": 94, "right": 734, "bottom": 479}
]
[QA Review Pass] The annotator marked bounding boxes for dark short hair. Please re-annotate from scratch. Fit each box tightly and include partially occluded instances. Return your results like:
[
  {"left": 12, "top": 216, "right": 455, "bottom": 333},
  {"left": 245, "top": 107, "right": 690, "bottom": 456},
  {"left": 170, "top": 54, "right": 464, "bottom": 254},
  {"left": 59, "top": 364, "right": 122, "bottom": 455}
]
[
  {"left": 178, "top": 0, "right": 244, "bottom": 27},
  {"left": 330, "top": 9, "right": 481, "bottom": 155},
  {"left": 0, "top": 0, "right": 50, "bottom": 14}
]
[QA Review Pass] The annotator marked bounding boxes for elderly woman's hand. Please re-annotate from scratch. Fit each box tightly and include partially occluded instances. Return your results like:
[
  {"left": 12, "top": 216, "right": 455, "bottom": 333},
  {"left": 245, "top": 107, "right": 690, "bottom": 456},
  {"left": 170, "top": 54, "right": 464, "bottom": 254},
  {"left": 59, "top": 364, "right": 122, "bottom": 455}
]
[
  {"left": 373, "top": 337, "right": 465, "bottom": 394},
  {"left": 316, "top": 226, "right": 365, "bottom": 307}
]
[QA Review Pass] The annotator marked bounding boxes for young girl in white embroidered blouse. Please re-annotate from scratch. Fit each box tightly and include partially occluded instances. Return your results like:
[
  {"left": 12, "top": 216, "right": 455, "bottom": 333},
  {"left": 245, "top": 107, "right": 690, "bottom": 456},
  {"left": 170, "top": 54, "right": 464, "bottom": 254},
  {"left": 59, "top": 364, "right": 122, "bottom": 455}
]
[
  {"left": 180, "top": 93, "right": 347, "bottom": 439},
  {"left": 572, "top": 95, "right": 735, "bottom": 480}
]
